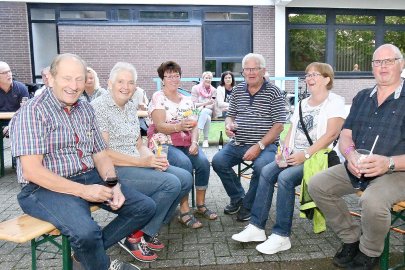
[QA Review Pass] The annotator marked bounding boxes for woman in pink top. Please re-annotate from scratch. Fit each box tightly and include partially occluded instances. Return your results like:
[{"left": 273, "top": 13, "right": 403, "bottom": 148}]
[{"left": 191, "top": 71, "right": 217, "bottom": 148}]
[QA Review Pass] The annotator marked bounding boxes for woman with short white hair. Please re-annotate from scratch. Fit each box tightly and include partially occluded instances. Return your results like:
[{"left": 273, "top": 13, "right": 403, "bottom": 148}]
[{"left": 92, "top": 62, "right": 192, "bottom": 262}]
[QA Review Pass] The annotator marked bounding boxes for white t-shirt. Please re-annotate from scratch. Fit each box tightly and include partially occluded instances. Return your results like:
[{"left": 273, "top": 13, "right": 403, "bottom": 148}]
[{"left": 288, "top": 92, "right": 346, "bottom": 151}]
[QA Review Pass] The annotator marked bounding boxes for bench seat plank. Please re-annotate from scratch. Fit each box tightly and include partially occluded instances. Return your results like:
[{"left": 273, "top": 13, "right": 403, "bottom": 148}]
[{"left": 0, "top": 205, "right": 100, "bottom": 243}]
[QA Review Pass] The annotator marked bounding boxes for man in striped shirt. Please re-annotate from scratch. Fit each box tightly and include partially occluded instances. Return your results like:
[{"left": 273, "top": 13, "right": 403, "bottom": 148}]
[
  {"left": 212, "top": 53, "right": 285, "bottom": 222},
  {"left": 10, "top": 53, "right": 155, "bottom": 270}
]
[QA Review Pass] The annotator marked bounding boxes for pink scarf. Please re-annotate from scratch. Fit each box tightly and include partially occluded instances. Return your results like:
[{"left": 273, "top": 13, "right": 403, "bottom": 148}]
[{"left": 196, "top": 82, "right": 215, "bottom": 98}]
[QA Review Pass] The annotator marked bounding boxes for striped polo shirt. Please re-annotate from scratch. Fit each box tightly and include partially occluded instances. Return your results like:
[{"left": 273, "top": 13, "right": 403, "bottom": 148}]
[
  {"left": 10, "top": 88, "right": 107, "bottom": 186},
  {"left": 227, "top": 80, "right": 286, "bottom": 145}
]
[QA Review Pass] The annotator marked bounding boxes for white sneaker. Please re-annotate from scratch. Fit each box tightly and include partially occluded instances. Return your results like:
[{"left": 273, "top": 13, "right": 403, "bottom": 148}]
[
  {"left": 231, "top": 224, "right": 266, "bottom": 243},
  {"left": 256, "top": 233, "right": 291, "bottom": 255},
  {"left": 202, "top": 140, "right": 209, "bottom": 148}
]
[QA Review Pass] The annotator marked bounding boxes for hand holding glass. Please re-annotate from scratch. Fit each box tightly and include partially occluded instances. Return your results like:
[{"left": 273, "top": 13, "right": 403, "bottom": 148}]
[
  {"left": 229, "top": 121, "right": 239, "bottom": 145},
  {"left": 355, "top": 149, "right": 371, "bottom": 188}
]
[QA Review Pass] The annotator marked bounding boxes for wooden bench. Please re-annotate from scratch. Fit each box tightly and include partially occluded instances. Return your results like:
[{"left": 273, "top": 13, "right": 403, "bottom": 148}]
[{"left": 0, "top": 205, "right": 100, "bottom": 270}]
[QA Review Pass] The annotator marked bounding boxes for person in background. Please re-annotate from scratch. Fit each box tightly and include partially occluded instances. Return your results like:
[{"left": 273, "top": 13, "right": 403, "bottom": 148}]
[
  {"left": 0, "top": 61, "right": 29, "bottom": 112},
  {"left": 34, "top": 66, "right": 50, "bottom": 97},
  {"left": 352, "top": 64, "right": 360, "bottom": 72},
  {"left": 10, "top": 53, "right": 154, "bottom": 270},
  {"left": 92, "top": 62, "right": 192, "bottom": 262},
  {"left": 149, "top": 61, "right": 216, "bottom": 229},
  {"left": 212, "top": 53, "right": 285, "bottom": 222},
  {"left": 215, "top": 71, "right": 235, "bottom": 118},
  {"left": 132, "top": 86, "right": 150, "bottom": 136},
  {"left": 308, "top": 44, "right": 405, "bottom": 270},
  {"left": 232, "top": 62, "right": 345, "bottom": 256},
  {"left": 132, "top": 86, "right": 149, "bottom": 111},
  {"left": 191, "top": 71, "right": 217, "bottom": 148},
  {"left": 80, "top": 67, "right": 107, "bottom": 102},
  {"left": 0, "top": 61, "right": 29, "bottom": 137}
]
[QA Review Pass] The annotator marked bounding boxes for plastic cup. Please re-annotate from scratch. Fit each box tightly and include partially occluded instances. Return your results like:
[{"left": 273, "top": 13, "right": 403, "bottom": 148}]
[
  {"left": 356, "top": 149, "right": 371, "bottom": 164},
  {"left": 156, "top": 144, "right": 169, "bottom": 157}
]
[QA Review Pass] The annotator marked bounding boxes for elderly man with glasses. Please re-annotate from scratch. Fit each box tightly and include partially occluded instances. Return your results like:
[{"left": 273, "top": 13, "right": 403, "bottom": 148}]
[
  {"left": 212, "top": 53, "right": 285, "bottom": 222},
  {"left": 308, "top": 44, "right": 405, "bottom": 270},
  {"left": 0, "top": 61, "right": 29, "bottom": 137}
]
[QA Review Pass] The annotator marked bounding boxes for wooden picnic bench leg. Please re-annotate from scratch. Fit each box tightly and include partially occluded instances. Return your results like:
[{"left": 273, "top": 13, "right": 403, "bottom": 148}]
[{"left": 62, "top": 234, "right": 72, "bottom": 270}]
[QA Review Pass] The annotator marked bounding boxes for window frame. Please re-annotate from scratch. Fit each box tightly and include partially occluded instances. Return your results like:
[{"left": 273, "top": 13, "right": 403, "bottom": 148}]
[{"left": 286, "top": 8, "right": 405, "bottom": 78}]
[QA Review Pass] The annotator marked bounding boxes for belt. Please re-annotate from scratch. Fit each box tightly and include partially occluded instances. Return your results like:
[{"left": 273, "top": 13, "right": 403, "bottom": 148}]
[{"left": 69, "top": 169, "right": 94, "bottom": 178}]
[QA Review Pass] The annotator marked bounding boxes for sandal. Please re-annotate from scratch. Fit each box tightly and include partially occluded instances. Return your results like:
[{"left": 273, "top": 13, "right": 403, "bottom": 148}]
[
  {"left": 178, "top": 212, "right": 203, "bottom": 229},
  {"left": 195, "top": 204, "right": 218, "bottom": 220}
]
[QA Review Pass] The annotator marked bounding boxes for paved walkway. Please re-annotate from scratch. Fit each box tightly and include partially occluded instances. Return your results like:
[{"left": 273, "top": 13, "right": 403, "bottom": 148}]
[{"left": 0, "top": 139, "right": 402, "bottom": 269}]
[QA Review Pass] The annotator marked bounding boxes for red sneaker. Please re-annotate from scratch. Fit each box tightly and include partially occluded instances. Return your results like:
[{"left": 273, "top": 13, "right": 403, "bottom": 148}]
[
  {"left": 128, "top": 234, "right": 165, "bottom": 251},
  {"left": 118, "top": 237, "right": 158, "bottom": 262}
]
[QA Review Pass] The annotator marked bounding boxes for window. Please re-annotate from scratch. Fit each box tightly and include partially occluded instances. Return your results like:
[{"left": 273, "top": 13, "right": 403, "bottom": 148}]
[
  {"left": 60, "top": 10, "right": 107, "bottom": 20},
  {"left": 205, "top": 12, "right": 249, "bottom": 21},
  {"left": 286, "top": 8, "right": 405, "bottom": 76},
  {"left": 288, "top": 29, "right": 326, "bottom": 71},
  {"left": 139, "top": 11, "right": 188, "bottom": 20},
  {"left": 118, "top": 9, "right": 131, "bottom": 21},
  {"left": 30, "top": 9, "right": 55, "bottom": 20}
]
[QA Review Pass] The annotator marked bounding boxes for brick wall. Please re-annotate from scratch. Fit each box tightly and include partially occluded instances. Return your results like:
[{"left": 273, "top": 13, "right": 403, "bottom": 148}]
[
  {"left": 58, "top": 25, "right": 202, "bottom": 98},
  {"left": 253, "top": 6, "right": 275, "bottom": 76},
  {"left": 0, "top": 2, "right": 31, "bottom": 83}
]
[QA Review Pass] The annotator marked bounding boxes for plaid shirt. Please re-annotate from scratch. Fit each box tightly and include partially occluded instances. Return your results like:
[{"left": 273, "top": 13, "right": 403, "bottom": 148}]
[
  {"left": 10, "top": 88, "right": 107, "bottom": 185},
  {"left": 343, "top": 80, "right": 405, "bottom": 156}
]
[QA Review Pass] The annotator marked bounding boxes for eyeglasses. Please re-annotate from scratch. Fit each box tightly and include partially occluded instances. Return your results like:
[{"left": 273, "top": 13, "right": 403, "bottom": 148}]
[
  {"left": 242, "top": 67, "right": 262, "bottom": 74},
  {"left": 164, "top": 74, "right": 181, "bottom": 80},
  {"left": 371, "top": 58, "right": 401, "bottom": 67},
  {"left": 304, "top": 73, "right": 322, "bottom": 79},
  {"left": 0, "top": 70, "right": 11, "bottom": 75}
]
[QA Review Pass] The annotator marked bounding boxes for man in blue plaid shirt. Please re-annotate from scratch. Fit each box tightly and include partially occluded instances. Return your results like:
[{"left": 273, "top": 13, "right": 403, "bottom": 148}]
[{"left": 309, "top": 44, "right": 405, "bottom": 270}]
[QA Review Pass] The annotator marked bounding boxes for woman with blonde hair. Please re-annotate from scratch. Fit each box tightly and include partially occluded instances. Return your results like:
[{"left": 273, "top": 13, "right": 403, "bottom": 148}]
[
  {"left": 191, "top": 71, "right": 217, "bottom": 147},
  {"left": 81, "top": 67, "right": 107, "bottom": 102}
]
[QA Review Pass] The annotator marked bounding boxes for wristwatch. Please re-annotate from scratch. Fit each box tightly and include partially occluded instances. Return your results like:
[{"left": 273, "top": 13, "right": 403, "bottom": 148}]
[
  {"left": 387, "top": 157, "right": 395, "bottom": 174},
  {"left": 257, "top": 141, "right": 265, "bottom": 150},
  {"left": 304, "top": 149, "right": 311, "bottom": 159}
]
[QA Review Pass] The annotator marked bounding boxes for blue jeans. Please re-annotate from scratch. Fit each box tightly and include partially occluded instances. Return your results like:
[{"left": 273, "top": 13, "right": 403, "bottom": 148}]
[
  {"left": 167, "top": 145, "right": 210, "bottom": 189},
  {"left": 211, "top": 141, "right": 277, "bottom": 209},
  {"left": 116, "top": 165, "right": 192, "bottom": 234},
  {"left": 197, "top": 108, "right": 212, "bottom": 139},
  {"left": 17, "top": 169, "right": 155, "bottom": 270},
  {"left": 250, "top": 161, "right": 303, "bottom": 236}
]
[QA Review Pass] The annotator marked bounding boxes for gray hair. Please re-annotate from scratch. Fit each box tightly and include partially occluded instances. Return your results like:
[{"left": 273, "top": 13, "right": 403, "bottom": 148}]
[
  {"left": 108, "top": 62, "right": 137, "bottom": 83},
  {"left": 242, "top": 53, "right": 266, "bottom": 69},
  {"left": 86, "top": 67, "right": 100, "bottom": 89},
  {"left": 373, "top": 44, "right": 403, "bottom": 60}
]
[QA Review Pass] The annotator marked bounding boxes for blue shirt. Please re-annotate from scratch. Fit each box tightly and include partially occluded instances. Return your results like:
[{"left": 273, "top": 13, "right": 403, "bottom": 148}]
[
  {"left": 0, "top": 81, "right": 29, "bottom": 112},
  {"left": 343, "top": 80, "right": 405, "bottom": 156},
  {"left": 227, "top": 80, "right": 285, "bottom": 145}
]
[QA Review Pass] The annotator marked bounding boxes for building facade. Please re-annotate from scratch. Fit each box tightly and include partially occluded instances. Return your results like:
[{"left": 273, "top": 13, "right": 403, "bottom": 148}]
[{"left": 0, "top": 0, "right": 404, "bottom": 103}]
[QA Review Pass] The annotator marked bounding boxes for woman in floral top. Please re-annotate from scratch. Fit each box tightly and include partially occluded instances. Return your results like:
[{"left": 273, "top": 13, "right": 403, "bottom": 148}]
[
  {"left": 92, "top": 62, "right": 193, "bottom": 262},
  {"left": 149, "top": 61, "right": 217, "bottom": 229}
]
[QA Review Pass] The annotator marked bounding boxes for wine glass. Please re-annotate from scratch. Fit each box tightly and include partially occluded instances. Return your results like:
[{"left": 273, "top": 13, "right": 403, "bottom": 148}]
[{"left": 230, "top": 121, "right": 239, "bottom": 145}]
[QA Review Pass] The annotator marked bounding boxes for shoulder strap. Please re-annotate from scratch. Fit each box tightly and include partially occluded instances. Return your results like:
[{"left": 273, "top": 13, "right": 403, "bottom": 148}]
[{"left": 299, "top": 101, "right": 313, "bottom": 145}]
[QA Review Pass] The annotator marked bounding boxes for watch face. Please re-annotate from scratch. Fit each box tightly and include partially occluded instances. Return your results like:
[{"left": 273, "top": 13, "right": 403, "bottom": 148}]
[{"left": 305, "top": 153, "right": 310, "bottom": 159}]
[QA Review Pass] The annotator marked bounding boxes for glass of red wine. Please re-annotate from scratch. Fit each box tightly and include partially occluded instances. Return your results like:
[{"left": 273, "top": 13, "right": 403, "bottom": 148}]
[{"left": 231, "top": 121, "right": 239, "bottom": 145}]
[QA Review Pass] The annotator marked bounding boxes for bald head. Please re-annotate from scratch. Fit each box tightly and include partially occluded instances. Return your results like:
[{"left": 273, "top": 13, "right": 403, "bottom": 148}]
[
  {"left": 0, "top": 61, "right": 12, "bottom": 88},
  {"left": 50, "top": 53, "right": 87, "bottom": 78}
]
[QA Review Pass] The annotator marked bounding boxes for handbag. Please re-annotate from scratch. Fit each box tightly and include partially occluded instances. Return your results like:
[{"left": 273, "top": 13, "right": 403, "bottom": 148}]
[
  {"left": 147, "top": 123, "right": 192, "bottom": 147},
  {"left": 299, "top": 101, "right": 340, "bottom": 167}
]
